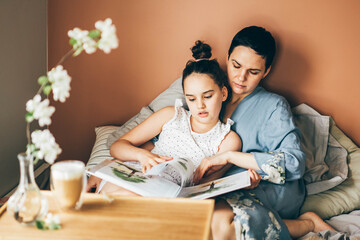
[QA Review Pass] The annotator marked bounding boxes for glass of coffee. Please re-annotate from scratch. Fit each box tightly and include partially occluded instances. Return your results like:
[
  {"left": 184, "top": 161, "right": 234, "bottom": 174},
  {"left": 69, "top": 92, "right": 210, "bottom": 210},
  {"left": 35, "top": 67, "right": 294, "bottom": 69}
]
[{"left": 50, "top": 160, "right": 86, "bottom": 210}]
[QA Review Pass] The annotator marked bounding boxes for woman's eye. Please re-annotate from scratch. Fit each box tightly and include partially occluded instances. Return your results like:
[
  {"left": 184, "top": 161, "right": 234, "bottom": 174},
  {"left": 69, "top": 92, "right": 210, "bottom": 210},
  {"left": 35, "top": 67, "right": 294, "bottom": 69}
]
[
  {"left": 204, "top": 95, "right": 212, "bottom": 99},
  {"left": 250, "top": 71, "right": 259, "bottom": 75},
  {"left": 233, "top": 64, "right": 240, "bottom": 69},
  {"left": 188, "top": 98, "right": 195, "bottom": 102}
]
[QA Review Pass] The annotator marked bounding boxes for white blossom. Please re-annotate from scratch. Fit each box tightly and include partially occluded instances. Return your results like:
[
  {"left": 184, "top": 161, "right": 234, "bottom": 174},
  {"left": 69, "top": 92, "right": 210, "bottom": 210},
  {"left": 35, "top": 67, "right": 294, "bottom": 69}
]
[
  {"left": 68, "top": 27, "right": 97, "bottom": 54},
  {"left": 47, "top": 65, "right": 71, "bottom": 103},
  {"left": 95, "top": 18, "right": 118, "bottom": 53},
  {"left": 44, "top": 213, "right": 61, "bottom": 226},
  {"left": 82, "top": 37, "right": 97, "bottom": 54},
  {"left": 67, "top": 28, "right": 89, "bottom": 49},
  {"left": 31, "top": 129, "right": 62, "bottom": 164},
  {"left": 26, "top": 95, "right": 55, "bottom": 127}
]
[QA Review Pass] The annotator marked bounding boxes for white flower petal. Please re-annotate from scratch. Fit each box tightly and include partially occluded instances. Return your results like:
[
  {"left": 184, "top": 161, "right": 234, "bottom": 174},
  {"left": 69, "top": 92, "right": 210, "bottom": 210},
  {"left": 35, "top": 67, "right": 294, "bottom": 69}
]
[
  {"left": 95, "top": 18, "right": 119, "bottom": 54},
  {"left": 48, "top": 65, "right": 71, "bottom": 102},
  {"left": 31, "top": 130, "right": 62, "bottom": 164}
]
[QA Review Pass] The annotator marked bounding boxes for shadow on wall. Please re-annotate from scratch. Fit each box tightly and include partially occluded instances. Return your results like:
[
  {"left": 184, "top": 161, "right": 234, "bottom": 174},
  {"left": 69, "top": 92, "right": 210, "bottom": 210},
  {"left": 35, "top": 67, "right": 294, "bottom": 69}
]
[{"left": 262, "top": 32, "right": 312, "bottom": 107}]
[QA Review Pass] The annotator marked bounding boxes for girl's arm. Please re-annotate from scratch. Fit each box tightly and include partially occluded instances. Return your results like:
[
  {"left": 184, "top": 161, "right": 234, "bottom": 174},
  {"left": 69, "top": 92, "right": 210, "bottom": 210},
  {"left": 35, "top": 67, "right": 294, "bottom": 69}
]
[
  {"left": 194, "top": 130, "right": 263, "bottom": 188},
  {"left": 197, "top": 130, "right": 242, "bottom": 183},
  {"left": 194, "top": 151, "right": 260, "bottom": 183},
  {"left": 110, "top": 106, "right": 175, "bottom": 173}
]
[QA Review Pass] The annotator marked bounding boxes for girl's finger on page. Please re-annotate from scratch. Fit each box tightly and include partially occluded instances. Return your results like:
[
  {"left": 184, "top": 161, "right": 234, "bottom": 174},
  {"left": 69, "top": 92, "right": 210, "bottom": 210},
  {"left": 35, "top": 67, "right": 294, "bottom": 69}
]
[
  {"left": 193, "top": 172, "right": 200, "bottom": 184},
  {"left": 143, "top": 163, "right": 150, "bottom": 173},
  {"left": 195, "top": 169, "right": 205, "bottom": 182},
  {"left": 154, "top": 157, "right": 165, "bottom": 163},
  {"left": 148, "top": 159, "right": 158, "bottom": 166},
  {"left": 160, "top": 156, "right": 173, "bottom": 161}
]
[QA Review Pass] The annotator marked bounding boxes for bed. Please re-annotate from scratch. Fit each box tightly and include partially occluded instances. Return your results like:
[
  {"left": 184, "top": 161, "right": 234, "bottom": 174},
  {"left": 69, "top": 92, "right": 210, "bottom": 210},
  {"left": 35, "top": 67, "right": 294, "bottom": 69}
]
[{"left": 86, "top": 78, "right": 360, "bottom": 239}]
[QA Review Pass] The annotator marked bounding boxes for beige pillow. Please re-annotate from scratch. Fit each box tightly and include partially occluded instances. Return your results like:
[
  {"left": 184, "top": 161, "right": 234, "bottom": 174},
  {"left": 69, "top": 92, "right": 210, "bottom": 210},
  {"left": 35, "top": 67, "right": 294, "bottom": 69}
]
[
  {"left": 300, "top": 118, "right": 360, "bottom": 219},
  {"left": 86, "top": 125, "right": 119, "bottom": 170}
]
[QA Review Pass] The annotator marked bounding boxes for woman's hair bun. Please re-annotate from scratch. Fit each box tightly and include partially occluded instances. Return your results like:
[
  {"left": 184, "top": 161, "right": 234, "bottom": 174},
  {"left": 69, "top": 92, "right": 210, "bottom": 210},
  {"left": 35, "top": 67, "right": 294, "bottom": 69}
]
[{"left": 191, "top": 40, "right": 212, "bottom": 60}]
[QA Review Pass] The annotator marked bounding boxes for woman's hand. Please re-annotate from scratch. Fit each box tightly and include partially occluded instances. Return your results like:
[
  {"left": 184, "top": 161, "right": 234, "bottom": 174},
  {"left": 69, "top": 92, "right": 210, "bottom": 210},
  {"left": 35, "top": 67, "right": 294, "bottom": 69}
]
[
  {"left": 86, "top": 175, "right": 102, "bottom": 192},
  {"left": 137, "top": 149, "right": 173, "bottom": 173},
  {"left": 193, "top": 152, "right": 229, "bottom": 184},
  {"left": 245, "top": 169, "right": 261, "bottom": 189}
]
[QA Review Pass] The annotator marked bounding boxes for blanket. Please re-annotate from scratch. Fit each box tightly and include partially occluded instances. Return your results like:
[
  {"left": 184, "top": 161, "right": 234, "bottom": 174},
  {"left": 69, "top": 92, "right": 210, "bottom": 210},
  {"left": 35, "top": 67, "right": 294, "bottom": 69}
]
[{"left": 300, "top": 210, "right": 360, "bottom": 240}]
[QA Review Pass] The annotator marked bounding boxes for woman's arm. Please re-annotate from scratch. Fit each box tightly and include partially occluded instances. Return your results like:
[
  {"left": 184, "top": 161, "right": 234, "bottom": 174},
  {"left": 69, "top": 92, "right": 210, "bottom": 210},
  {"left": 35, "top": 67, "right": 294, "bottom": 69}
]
[{"left": 110, "top": 106, "right": 175, "bottom": 172}]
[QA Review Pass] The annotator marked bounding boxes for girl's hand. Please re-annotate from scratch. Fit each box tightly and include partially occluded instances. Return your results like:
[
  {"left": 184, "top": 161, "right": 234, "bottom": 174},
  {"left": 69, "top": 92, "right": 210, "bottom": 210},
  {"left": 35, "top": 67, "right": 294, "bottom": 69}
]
[
  {"left": 137, "top": 150, "right": 173, "bottom": 173},
  {"left": 86, "top": 175, "right": 102, "bottom": 192},
  {"left": 244, "top": 169, "right": 261, "bottom": 189},
  {"left": 193, "top": 152, "right": 228, "bottom": 184}
]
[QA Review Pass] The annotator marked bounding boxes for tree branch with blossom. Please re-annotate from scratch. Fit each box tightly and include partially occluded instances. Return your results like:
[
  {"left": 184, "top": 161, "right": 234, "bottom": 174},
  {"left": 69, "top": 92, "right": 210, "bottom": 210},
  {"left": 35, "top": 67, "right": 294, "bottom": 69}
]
[{"left": 25, "top": 18, "right": 118, "bottom": 165}]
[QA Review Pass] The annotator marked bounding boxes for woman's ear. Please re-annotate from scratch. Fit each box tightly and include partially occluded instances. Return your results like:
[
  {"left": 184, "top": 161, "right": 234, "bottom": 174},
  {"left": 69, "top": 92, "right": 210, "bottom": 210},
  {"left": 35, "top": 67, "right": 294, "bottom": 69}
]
[
  {"left": 221, "top": 86, "right": 228, "bottom": 102},
  {"left": 263, "top": 66, "right": 271, "bottom": 79}
]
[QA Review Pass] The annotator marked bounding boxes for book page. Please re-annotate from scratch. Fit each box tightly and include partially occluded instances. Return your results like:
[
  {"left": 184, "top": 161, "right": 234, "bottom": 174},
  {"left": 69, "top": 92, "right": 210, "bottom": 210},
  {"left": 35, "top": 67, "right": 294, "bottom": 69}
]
[
  {"left": 87, "top": 160, "right": 181, "bottom": 198},
  {"left": 177, "top": 171, "right": 251, "bottom": 199},
  {"left": 146, "top": 157, "right": 195, "bottom": 188}
]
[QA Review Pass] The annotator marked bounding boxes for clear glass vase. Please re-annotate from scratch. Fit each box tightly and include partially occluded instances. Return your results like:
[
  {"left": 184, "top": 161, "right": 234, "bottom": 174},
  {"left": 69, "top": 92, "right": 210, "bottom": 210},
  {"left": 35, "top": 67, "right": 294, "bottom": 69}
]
[{"left": 7, "top": 153, "right": 48, "bottom": 224}]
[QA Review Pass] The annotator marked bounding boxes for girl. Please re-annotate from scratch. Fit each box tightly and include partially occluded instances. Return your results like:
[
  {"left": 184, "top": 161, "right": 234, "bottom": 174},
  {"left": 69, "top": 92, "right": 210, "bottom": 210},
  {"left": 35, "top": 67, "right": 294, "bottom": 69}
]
[{"left": 101, "top": 41, "right": 259, "bottom": 195}]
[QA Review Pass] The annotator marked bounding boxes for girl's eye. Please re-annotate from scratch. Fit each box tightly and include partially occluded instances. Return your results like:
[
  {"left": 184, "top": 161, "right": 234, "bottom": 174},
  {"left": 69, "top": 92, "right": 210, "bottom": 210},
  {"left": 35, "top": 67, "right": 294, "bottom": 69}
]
[
  {"left": 188, "top": 98, "right": 195, "bottom": 102},
  {"left": 250, "top": 71, "right": 259, "bottom": 75},
  {"left": 233, "top": 64, "right": 240, "bottom": 69},
  {"left": 204, "top": 95, "right": 212, "bottom": 99}
]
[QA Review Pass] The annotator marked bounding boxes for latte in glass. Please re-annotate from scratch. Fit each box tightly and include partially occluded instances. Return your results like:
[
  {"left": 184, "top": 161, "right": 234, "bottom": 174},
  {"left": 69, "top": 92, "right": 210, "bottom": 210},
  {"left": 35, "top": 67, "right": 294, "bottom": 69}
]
[{"left": 51, "top": 160, "right": 85, "bottom": 210}]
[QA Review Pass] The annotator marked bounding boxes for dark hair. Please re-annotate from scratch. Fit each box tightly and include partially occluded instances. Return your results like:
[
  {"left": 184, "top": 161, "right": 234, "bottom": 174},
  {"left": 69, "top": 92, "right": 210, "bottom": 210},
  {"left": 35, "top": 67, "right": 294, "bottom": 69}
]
[
  {"left": 182, "top": 40, "right": 231, "bottom": 120},
  {"left": 228, "top": 26, "right": 276, "bottom": 70}
]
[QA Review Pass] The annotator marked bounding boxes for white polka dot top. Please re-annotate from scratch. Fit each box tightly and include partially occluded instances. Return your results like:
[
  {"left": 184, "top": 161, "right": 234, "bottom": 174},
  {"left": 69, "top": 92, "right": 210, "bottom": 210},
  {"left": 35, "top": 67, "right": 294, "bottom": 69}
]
[
  {"left": 125, "top": 99, "right": 234, "bottom": 185},
  {"left": 150, "top": 99, "right": 234, "bottom": 184}
]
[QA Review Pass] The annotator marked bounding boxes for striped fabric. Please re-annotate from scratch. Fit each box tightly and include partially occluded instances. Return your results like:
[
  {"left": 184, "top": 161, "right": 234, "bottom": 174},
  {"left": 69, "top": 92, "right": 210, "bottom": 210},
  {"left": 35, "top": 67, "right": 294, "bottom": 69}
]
[{"left": 86, "top": 126, "right": 120, "bottom": 170}]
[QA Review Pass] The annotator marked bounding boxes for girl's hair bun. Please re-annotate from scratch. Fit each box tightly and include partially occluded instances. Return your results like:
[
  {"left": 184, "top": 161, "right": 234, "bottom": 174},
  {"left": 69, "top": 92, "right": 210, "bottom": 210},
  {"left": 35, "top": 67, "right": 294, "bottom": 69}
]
[{"left": 191, "top": 40, "right": 212, "bottom": 60}]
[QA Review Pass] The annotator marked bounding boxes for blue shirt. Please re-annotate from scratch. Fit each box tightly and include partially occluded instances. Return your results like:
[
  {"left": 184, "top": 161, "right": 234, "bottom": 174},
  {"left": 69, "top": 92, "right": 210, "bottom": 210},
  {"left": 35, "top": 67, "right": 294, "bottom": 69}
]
[{"left": 226, "top": 86, "right": 306, "bottom": 219}]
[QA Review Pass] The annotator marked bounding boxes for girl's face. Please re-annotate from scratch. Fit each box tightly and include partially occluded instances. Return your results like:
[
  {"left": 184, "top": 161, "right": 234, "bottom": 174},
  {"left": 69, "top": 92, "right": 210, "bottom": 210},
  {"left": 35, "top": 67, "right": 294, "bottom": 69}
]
[
  {"left": 183, "top": 73, "right": 227, "bottom": 129},
  {"left": 227, "top": 46, "right": 270, "bottom": 100}
]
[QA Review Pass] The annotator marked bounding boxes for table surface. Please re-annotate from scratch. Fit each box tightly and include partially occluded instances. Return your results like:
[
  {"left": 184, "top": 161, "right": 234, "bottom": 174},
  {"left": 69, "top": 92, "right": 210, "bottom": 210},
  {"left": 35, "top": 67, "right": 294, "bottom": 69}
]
[{"left": 0, "top": 191, "right": 214, "bottom": 240}]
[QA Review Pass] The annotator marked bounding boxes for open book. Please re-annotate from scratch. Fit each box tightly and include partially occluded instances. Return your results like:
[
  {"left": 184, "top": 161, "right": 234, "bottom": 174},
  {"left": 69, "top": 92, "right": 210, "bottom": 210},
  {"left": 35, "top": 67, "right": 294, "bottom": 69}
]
[{"left": 87, "top": 157, "right": 250, "bottom": 199}]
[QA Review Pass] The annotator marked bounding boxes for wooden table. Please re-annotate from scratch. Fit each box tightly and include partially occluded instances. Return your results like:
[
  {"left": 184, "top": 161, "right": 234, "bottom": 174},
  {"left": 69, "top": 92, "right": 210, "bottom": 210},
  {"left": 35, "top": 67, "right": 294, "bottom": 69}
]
[{"left": 0, "top": 191, "right": 214, "bottom": 240}]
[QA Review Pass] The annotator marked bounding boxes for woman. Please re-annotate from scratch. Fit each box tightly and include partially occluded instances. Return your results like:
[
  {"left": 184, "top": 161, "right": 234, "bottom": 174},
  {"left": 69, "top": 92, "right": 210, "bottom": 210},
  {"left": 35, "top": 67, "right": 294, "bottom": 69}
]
[{"left": 193, "top": 26, "right": 333, "bottom": 239}]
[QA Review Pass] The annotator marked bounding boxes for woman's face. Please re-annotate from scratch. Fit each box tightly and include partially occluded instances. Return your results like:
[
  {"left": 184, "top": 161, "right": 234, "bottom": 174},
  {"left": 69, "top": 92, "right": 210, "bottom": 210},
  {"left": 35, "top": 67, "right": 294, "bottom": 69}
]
[
  {"left": 226, "top": 46, "right": 270, "bottom": 100},
  {"left": 183, "top": 73, "right": 227, "bottom": 128}
]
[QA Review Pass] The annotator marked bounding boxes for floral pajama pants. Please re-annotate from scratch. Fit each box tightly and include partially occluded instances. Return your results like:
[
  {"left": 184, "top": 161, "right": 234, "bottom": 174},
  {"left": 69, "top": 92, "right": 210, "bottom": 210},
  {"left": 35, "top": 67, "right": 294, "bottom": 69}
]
[{"left": 222, "top": 190, "right": 292, "bottom": 240}]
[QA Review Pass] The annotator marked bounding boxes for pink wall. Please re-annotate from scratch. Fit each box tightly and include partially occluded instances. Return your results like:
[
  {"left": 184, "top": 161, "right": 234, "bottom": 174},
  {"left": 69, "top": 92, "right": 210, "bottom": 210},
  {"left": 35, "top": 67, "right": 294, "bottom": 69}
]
[{"left": 48, "top": 0, "right": 360, "bottom": 162}]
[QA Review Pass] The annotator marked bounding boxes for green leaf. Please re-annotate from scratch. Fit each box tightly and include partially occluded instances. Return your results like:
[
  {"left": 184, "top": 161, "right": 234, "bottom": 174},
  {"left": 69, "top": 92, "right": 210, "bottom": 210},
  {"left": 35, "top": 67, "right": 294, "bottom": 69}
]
[
  {"left": 33, "top": 157, "right": 39, "bottom": 165},
  {"left": 69, "top": 38, "right": 77, "bottom": 46},
  {"left": 35, "top": 220, "right": 46, "bottom": 230},
  {"left": 37, "top": 76, "right": 48, "bottom": 85},
  {"left": 27, "top": 144, "right": 37, "bottom": 152},
  {"left": 43, "top": 85, "right": 52, "bottom": 96},
  {"left": 25, "top": 112, "right": 34, "bottom": 122},
  {"left": 88, "top": 29, "right": 101, "bottom": 39}
]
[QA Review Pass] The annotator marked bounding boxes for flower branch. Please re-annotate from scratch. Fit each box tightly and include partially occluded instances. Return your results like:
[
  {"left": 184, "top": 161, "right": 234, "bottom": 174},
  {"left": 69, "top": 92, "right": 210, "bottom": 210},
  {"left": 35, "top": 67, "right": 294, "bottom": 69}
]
[{"left": 24, "top": 18, "right": 118, "bottom": 165}]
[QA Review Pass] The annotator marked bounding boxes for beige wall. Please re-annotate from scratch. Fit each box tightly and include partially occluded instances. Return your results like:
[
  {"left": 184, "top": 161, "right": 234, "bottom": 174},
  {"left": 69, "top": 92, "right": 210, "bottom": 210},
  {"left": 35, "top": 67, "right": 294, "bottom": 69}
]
[{"left": 48, "top": 0, "right": 360, "bottom": 162}]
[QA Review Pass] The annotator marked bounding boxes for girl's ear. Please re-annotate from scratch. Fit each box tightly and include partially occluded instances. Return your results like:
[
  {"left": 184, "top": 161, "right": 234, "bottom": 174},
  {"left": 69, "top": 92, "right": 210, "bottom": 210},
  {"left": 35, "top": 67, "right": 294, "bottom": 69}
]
[{"left": 221, "top": 86, "right": 228, "bottom": 102}]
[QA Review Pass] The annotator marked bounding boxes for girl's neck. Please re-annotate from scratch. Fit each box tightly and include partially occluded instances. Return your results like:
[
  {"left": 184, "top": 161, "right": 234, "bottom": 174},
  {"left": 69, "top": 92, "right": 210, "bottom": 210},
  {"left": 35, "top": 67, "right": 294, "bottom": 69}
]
[{"left": 190, "top": 116, "right": 218, "bottom": 134}]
